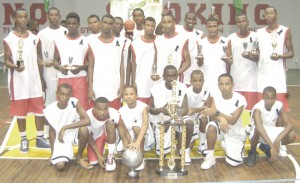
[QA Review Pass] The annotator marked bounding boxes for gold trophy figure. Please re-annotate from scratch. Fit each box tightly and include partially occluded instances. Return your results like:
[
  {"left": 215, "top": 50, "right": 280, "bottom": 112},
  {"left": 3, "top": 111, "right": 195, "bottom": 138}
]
[
  {"left": 271, "top": 31, "right": 278, "bottom": 58},
  {"left": 17, "top": 38, "right": 24, "bottom": 68},
  {"left": 167, "top": 53, "right": 173, "bottom": 65}
]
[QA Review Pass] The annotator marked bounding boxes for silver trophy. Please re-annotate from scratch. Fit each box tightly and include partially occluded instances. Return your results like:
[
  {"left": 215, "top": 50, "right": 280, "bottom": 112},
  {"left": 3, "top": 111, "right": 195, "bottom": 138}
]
[
  {"left": 122, "top": 149, "right": 143, "bottom": 178},
  {"left": 251, "top": 41, "right": 258, "bottom": 56},
  {"left": 17, "top": 39, "right": 24, "bottom": 68},
  {"left": 222, "top": 45, "right": 227, "bottom": 59},
  {"left": 242, "top": 42, "right": 249, "bottom": 56},
  {"left": 151, "top": 63, "right": 159, "bottom": 80}
]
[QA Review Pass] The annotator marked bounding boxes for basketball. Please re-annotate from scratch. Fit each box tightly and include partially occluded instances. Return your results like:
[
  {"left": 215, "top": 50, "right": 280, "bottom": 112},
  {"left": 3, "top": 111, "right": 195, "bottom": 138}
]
[
  {"left": 122, "top": 149, "right": 143, "bottom": 169},
  {"left": 124, "top": 19, "right": 135, "bottom": 33}
]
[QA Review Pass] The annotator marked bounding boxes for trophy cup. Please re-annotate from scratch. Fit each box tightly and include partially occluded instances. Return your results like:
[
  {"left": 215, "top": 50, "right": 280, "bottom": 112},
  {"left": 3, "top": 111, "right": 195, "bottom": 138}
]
[
  {"left": 151, "top": 63, "right": 159, "bottom": 81},
  {"left": 211, "top": 5, "right": 215, "bottom": 15},
  {"left": 251, "top": 41, "right": 258, "bottom": 56},
  {"left": 271, "top": 31, "right": 278, "bottom": 58},
  {"left": 17, "top": 39, "right": 24, "bottom": 68},
  {"left": 167, "top": 53, "right": 173, "bottom": 65},
  {"left": 242, "top": 42, "right": 248, "bottom": 56},
  {"left": 196, "top": 45, "right": 204, "bottom": 67},
  {"left": 222, "top": 45, "right": 227, "bottom": 59}
]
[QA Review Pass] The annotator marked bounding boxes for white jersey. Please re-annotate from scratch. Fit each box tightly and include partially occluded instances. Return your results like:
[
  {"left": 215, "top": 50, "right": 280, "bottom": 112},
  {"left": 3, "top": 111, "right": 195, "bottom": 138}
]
[
  {"left": 228, "top": 31, "right": 257, "bottom": 92},
  {"left": 86, "top": 32, "right": 101, "bottom": 44},
  {"left": 54, "top": 34, "right": 88, "bottom": 78},
  {"left": 4, "top": 31, "right": 42, "bottom": 100},
  {"left": 251, "top": 100, "right": 282, "bottom": 127},
  {"left": 150, "top": 81, "right": 187, "bottom": 123},
  {"left": 198, "top": 36, "right": 228, "bottom": 90},
  {"left": 43, "top": 97, "right": 80, "bottom": 141},
  {"left": 186, "top": 84, "right": 210, "bottom": 121},
  {"left": 155, "top": 33, "right": 189, "bottom": 82},
  {"left": 176, "top": 25, "right": 205, "bottom": 85},
  {"left": 131, "top": 36, "right": 156, "bottom": 98},
  {"left": 133, "top": 28, "right": 143, "bottom": 41},
  {"left": 37, "top": 26, "right": 67, "bottom": 80},
  {"left": 88, "top": 36, "right": 123, "bottom": 101},
  {"left": 256, "top": 25, "right": 289, "bottom": 93},
  {"left": 212, "top": 90, "right": 247, "bottom": 139},
  {"left": 87, "top": 107, "right": 120, "bottom": 139}
]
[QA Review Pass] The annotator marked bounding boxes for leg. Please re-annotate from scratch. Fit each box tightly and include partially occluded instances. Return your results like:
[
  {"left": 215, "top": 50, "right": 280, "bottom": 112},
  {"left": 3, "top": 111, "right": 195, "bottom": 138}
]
[
  {"left": 201, "top": 122, "right": 218, "bottom": 170},
  {"left": 105, "top": 120, "right": 118, "bottom": 171},
  {"left": 247, "top": 127, "right": 260, "bottom": 167},
  {"left": 198, "top": 117, "right": 208, "bottom": 156},
  {"left": 35, "top": 116, "right": 50, "bottom": 148},
  {"left": 76, "top": 126, "right": 93, "bottom": 170},
  {"left": 17, "top": 118, "right": 29, "bottom": 153},
  {"left": 132, "top": 126, "right": 144, "bottom": 153}
]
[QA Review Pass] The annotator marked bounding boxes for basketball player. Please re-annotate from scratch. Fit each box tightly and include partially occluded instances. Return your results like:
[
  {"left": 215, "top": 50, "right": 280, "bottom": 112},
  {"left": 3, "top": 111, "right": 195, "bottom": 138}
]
[
  {"left": 200, "top": 74, "right": 247, "bottom": 169},
  {"left": 44, "top": 83, "right": 91, "bottom": 171},
  {"left": 86, "top": 14, "right": 101, "bottom": 43},
  {"left": 247, "top": 86, "right": 296, "bottom": 167},
  {"left": 4, "top": 8, "right": 50, "bottom": 153},
  {"left": 132, "top": 8, "right": 145, "bottom": 40},
  {"left": 27, "top": 19, "right": 39, "bottom": 35}
]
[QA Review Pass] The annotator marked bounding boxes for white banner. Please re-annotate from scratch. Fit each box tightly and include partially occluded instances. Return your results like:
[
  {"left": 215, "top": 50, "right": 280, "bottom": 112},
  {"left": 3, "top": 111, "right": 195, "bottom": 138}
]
[{"left": 0, "top": 0, "right": 298, "bottom": 68}]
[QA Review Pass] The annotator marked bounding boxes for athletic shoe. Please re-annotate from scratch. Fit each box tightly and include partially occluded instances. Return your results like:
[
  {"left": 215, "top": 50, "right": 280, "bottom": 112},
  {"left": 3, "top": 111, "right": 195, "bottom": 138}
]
[
  {"left": 198, "top": 143, "right": 208, "bottom": 157},
  {"left": 247, "top": 150, "right": 258, "bottom": 167},
  {"left": 185, "top": 148, "right": 191, "bottom": 165},
  {"left": 201, "top": 154, "right": 216, "bottom": 170},
  {"left": 20, "top": 138, "right": 29, "bottom": 153},
  {"left": 106, "top": 154, "right": 116, "bottom": 171},
  {"left": 278, "top": 145, "right": 288, "bottom": 157},
  {"left": 36, "top": 137, "right": 50, "bottom": 148},
  {"left": 135, "top": 159, "right": 146, "bottom": 171},
  {"left": 259, "top": 143, "right": 271, "bottom": 159}
]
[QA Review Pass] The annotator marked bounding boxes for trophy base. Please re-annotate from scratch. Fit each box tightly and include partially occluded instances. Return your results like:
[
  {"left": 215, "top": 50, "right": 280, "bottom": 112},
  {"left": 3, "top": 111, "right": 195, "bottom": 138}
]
[
  {"left": 156, "top": 167, "right": 188, "bottom": 177},
  {"left": 127, "top": 170, "right": 139, "bottom": 178}
]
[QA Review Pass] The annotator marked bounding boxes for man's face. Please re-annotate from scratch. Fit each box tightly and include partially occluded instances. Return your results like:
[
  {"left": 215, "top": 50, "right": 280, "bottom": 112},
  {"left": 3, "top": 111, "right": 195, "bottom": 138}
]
[
  {"left": 48, "top": 9, "right": 61, "bottom": 26},
  {"left": 218, "top": 76, "right": 233, "bottom": 96},
  {"left": 14, "top": 10, "right": 28, "bottom": 29},
  {"left": 236, "top": 15, "right": 248, "bottom": 32},
  {"left": 184, "top": 14, "right": 197, "bottom": 30},
  {"left": 206, "top": 20, "right": 219, "bottom": 37},
  {"left": 66, "top": 18, "right": 80, "bottom": 34},
  {"left": 162, "top": 16, "right": 175, "bottom": 34},
  {"left": 144, "top": 20, "right": 156, "bottom": 36},
  {"left": 56, "top": 87, "right": 72, "bottom": 108},
  {"left": 263, "top": 91, "right": 276, "bottom": 111},
  {"left": 123, "top": 87, "right": 138, "bottom": 105},
  {"left": 93, "top": 102, "right": 109, "bottom": 120},
  {"left": 132, "top": 10, "right": 145, "bottom": 26},
  {"left": 264, "top": 7, "right": 277, "bottom": 24},
  {"left": 163, "top": 69, "right": 178, "bottom": 88},
  {"left": 88, "top": 17, "right": 101, "bottom": 34},
  {"left": 101, "top": 17, "right": 114, "bottom": 34},
  {"left": 190, "top": 73, "right": 205, "bottom": 92},
  {"left": 113, "top": 18, "right": 123, "bottom": 35}
]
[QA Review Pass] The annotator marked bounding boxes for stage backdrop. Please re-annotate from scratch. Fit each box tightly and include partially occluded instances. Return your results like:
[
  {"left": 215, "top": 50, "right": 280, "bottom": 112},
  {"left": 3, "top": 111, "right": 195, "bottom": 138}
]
[{"left": 0, "top": 0, "right": 299, "bottom": 69}]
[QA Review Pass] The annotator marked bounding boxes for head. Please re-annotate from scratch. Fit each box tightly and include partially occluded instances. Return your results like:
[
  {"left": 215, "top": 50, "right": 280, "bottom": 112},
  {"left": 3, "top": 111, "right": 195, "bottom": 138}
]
[
  {"left": 56, "top": 83, "right": 72, "bottom": 109},
  {"left": 113, "top": 16, "right": 124, "bottom": 36},
  {"left": 123, "top": 85, "right": 138, "bottom": 106},
  {"left": 235, "top": 13, "right": 248, "bottom": 33},
  {"left": 27, "top": 19, "right": 39, "bottom": 35},
  {"left": 143, "top": 17, "right": 156, "bottom": 36},
  {"left": 184, "top": 12, "right": 197, "bottom": 30},
  {"left": 263, "top": 6, "right": 278, "bottom": 25},
  {"left": 206, "top": 16, "right": 219, "bottom": 38},
  {"left": 87, "top": 14, "right": 101, "bottom": 34},
  {"left": 60, "top": 20, "right": 66, "bottom": 27},
  {"left": 263, "top": 86, "right": 277, "bottom": 111},
  {"left": 101, "top": 14, "right": 115, "bottom": 34},
  {"left": 47, "top": 7, "right": 61, "bottom": 27},
  {"left": 66, "top": 12, "right": 80, "bottom": 34},
  {"left": 93, "top": 97, "right": 110, "bottom": 120},
  {"left": 190, "top": 70, "right": 205, "bottom": 92},
  {"left": 161, "top": 14, "right": 176, "bottom": 35},
  {"left": 132, "top": 8, "right": 145, "bottom": 27},
  {"left": 218, "top": 74, "right": 234, "bottom": 98},
  {"left": 14, "top": 8, "right": 28, "bottom": 29},
  {"left": 163, "top": 65, "right": 178, "bottom": 88}
]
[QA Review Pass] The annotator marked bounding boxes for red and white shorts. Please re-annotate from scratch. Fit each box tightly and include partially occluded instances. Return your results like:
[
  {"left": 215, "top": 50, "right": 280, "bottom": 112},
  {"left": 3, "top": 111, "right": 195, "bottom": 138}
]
[{"left": 10, "top": 97, "right": 44, "bottom": 118}]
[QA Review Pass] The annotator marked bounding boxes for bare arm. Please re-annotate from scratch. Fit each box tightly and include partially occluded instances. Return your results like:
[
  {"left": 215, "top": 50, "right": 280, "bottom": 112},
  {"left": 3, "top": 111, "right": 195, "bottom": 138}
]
[
  {"left": 178, "top": 40, "right": 191, "bottom": 75},
  {"left": 279, "top": 29, "right": 294, "bottom": 59},
  {"left": 149, "top": 95, "right": 168, "bottom": 115},
  {"left": 126, "top": 48, "right": 132, "bottom": 86},
  {"left": 130, "top": 47, "right": 137, "bottom": 86},
  {"left": 132, "top": 107, "right": 149, "bottom": 148},
  {"left": 274, "top": 109, "right": 293, "bottom": 143},
  {"left": 87, "top": 49, "right": 95, "bottom": 101}
]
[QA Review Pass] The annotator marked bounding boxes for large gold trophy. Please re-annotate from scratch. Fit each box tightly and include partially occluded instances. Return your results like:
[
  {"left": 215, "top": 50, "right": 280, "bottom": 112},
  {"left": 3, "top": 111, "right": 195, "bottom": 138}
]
[
  {"left": 156, "top": 81, "right": 188, "bottom": 177},
  {"left": 16, "top": 38, "right": 24, "bottom": 68}
]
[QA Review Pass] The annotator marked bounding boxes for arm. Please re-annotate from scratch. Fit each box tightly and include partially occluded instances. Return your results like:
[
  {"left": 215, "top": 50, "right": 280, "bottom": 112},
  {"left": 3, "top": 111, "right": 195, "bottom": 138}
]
[
  {"left": 126, "top": 48, "right": 132, "bottom": 86},
  {"left": 53, "top": 47, "right": 68, "bottom": 75},
  {"left": 279, "top": 29, "right": 294, "bottom": 59},
  {"left": 118, "top": 49, "right": 125, "bottom": 97},
  {"left": 188, "top": 94, "right": 212, "bottom": 115},
  {"left": 149, "top": 95, "right": 168, "bottom": 115},
  {"left": 87, "top": 49, "right": 95, "bottom": 101},
  {"left": 178, "top": 40, "right": 191, "bottom": 75},
  {"left": 37, "top": 41, "right": 46, "bottom": 92},
  {"left": 274, "top": 109, "right": 293, "bottom": 145},
  {"left": 3, "top": 42, "right": 24, "bottom": 72},
  {"left": 130, "top": 46, "right": 137, "bottom": 86}
]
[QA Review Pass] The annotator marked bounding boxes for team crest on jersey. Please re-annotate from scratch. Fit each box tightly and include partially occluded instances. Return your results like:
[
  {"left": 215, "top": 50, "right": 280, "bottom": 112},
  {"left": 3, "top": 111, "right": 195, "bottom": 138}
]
[
  {"left": 69, "top": 57, "right": 73, "bottom": 64},
  {"left": 175, "top": 45, "right": 179, "bottom": 51},
  {"left": 235, "top": 100, "right": 239, "bottom": 107},
  {"left": 116, "top": 40, "right": 120, "bottom": 46},
  {"left": 277, "top": 29, "right": 283, "bottom": 35},
  {"left": 43, "top": 51, "right": 49, "bottom": 59},
  {"left": 79, "top": 39, "right": 83, "bottom": 45}
]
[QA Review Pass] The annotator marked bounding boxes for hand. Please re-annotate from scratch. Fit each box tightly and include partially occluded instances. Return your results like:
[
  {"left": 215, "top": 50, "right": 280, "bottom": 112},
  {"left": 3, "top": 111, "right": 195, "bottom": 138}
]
[
  {"left": 219, "top": 119, "right": 229, "bottom": 133},
  {"left": 188, "top": 108, "right": 197, "bottom": 116},
  {"left": 250, "top": 50, "right": 259, "bottom": 59},
  {"left": 88, "top": 88, "right": 95, "bottom": 101},
  {"left": 60, "top": 65, "right": 69, "bottom": 75},
  {"left": 70, "top": 65, "right": 81, "bottom": 75},
  {"left": 15, "top": 65, "right": 25, "bottom": 72},
  {"left": 270, "top": 53, "right": 280, "bottom": 61},
  {"left": 151, "top": 74, "right": 161, "bottom": 81},
  {"left": 58, "top": 127, "right": 66, "bottom": 143},
  {"left": 125, "top": 32, "right": 133, "bottom": 41},
  {"left": 221, "top": 55, "right": 232, "bottom": 64},
  {"left": 128, "top": 142, "right": 141, "bottom": 152},
  {"left": 44, "top": 60, "right": 54, "bottom": 67},
  {"left": 161, "top": 8, "right": 172, "bottom": 16},
  {"left": 200, "top": 107, "right": 216, "bottom": 117},
  {"left": 241, "top": 51, "right": 250, "bottom": 58},
  {"left": 97, "top": 155, "right": 106, "bottom": 168},
  {"left": 270, "top": 140, "right": 280, "bottom": 162},
  {"left": 195, "top": 55, "right": 204, "bottom": 67}
]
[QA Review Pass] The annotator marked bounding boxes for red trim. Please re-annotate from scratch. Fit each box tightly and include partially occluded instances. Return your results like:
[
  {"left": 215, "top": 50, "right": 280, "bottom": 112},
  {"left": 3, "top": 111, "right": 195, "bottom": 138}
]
[
  {"left": 235, "top": 31, "right": 251, "bottom": 38},
  {"left": 92, "top": 109, "right": 108, "bottom": 122},
  {"left": 207, "top": 36, "right": 221, "bottom": 44},
  {"left": 99, "top": 36, "right": 115, "bottom": 44},
  {"left": 10, "top": 70, "right": 15, "bottom": 100},
  {"left": 66, "top": 34, "right": 82, "bottom": 40},
  {"left": 164, "top": 32, "right": 179, "bottom": 39},
  {"left": 13, "top": 31, "right": 30, "bottom": 38}
]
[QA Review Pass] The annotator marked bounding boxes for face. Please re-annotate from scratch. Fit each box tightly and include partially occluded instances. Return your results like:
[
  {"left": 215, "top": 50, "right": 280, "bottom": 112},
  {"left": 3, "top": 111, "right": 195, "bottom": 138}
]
[
  {"left": 190, "top": 73, "right": 205, "bottom": 92},
  {"left": 206, "top": 20, "right": 219, "bottom": 37},
  {"left": 185, "top": 13, "right": 197, "bottom": 30},
  {"left": 132, "top": 10, "right": 144, "bottom": 26},
  {"left": 163, "top": 69, "right": 178, "bottom": 88},
  {"left": 236, "top": 15, "right": 248, "bottom": 32},
  {"left": 56, "top": 87, "right": 72, "bottom": 108},
  {"left": 101, "top": 17, "right": 114, "bottom": 34},
  {"left": 14, "top": 10, "right": 28, "bottom": 29},
  {"left": 144, "top": 20, "right": 156, "bottom": 36},
  {"left": 88, "top": 17, "right": 101, "bottom": 34},
  {"left": 93, "top": 102, "right": 109, "bottom": 120},
  {"left": 263, "top": 91, "right": 276, "bottom": 111},
  {"left": 66, "top": 18, "right": 80, "bottom": 34},
  {"left": 113, "top": 18, "right": 123, "bottom": 34},
  {"left": 162, "top": 16, "right": 175, "bottom": 34},
  {"left": 123, "top": 87, "right": 138, "bottom": 105},
  {"left": 48, "top": 9, "right": 61, "bottom": 26},
  {"left": 264, "top": 7, "right": 277, "bottom": 24},
  {"left": 218, "top": 76, "right": 233, "bottom": 96}
]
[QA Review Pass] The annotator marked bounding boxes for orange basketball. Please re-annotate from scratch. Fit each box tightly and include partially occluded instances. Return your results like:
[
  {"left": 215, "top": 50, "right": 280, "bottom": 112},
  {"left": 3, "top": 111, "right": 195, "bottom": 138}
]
[{"left": 124, "top": 19, "right": 135, "bottom": 32}]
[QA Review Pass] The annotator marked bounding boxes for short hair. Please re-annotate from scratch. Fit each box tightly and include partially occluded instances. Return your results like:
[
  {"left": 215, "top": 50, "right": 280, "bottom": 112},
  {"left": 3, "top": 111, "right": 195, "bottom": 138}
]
[
  {"left": 27, "top": 19, "right": 38, "bottom": 28},
  {"left": 101, "top": 14, "right": 114, "bottom": 22},
  {"left": 114, "top": 16, "right": 123, "bottom": 22},
  {"left": 185, "top": 11, "right": 196, "bottom": 19},
  {"left": 206, "top": 16, "right": 219, "bottom": 25},
  {"left": 265, "top": 6, "right": 277, "bottom": 13},
  {"left": 218, "top": 73, "right": 233, "bottom": 83},
  {"left": 66, "top": 12, "right": 80, "bottom": 23},
  {"left": 191, "top": 70, "right": 204, "bottom": 78},
  {"left": 48, "top": 7, "right": 60, "bottom": 15},
  {"left": 263, "top": 86, "right": 277, "bottom": 95},
  {"left": 60, "top": 20, "right": 66, "bottom": 24},
  {"left": 144, "top": 16, "right": 156, "bottom": 24},
  {"left": 57, "top": 83, "right": 72, "bottom": 93},
  {"left": 132, "top": 8, "right": 145, "bottom": 16},
  {"left": 124, "top": 85, "right": 138, "bottom": 95},
  {"left": 163, "top": 65, "right": 177, "bottom": 75},
  {"left": 235, "top": 12, "right": 247, "bottom": 20},
  {"left": 94, "top": 97, "right": 109, "bottom": 106},
  {"left": 162, "top": 13, "right": 175, "bottom": 21},
  {"left": 14, "top": 8, "right": 27, "bottom": 17},
  {"left": 88, "top": 14, "right": 100, "bottom": 21}
]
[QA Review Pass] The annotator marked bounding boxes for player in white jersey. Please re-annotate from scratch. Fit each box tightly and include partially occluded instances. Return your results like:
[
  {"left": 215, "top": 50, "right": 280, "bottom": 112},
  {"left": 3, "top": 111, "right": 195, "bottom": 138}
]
[
  {"left": 4, "top": 8, "right": 50, "bottom": 154},
  {"left": 197, "top": 16, "right": 231, "bottom": 91},
  {"left": 200, "top": 74, "right": 247, "bottom": 169},
  {"left": 246, "top": 86, "right": 296, "bottom": 167},
  {"left": 53, "top": 12, "right": 89, "bottom": 110},
  {"left": 132, "top": 8, "right": 145, "bottom": 41},
  {"left": 256, "top": 6, "right": 294, "bottom": 111},
  {"left": 86, "top": 14, "right": 101, "bottom": 43},
  {"left": 154, "top": 14, "right": 191, "bottom": 83},
  {"left": 88, "top": 14, "right": 125, "bottom": 110},
  {"left": 86, "top": 97, "right": 131, "bottom": 171},
  {"left": 186, "top": 70, "right": 211, "bottom": 156},
  {"left": 44, "top": 83, "right": 91, "bottom": 171},
  {"left": 227, "top": 13, "right": 259, "bottom": 111},
  {"left": 149, "top": 65, "right": 194, "bottom": 164},
  {"left": 176, "top": 12, "right": 205, "bottom": 86},
  {"left": 131, "top": 17, "right": 157, "bottom": 104}
]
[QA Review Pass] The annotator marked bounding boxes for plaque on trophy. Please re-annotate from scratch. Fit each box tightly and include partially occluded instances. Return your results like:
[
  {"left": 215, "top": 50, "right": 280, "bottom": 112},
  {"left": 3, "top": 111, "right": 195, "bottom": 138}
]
[{"left": 17, "top": 39, "right": 24, "bottom": 68}]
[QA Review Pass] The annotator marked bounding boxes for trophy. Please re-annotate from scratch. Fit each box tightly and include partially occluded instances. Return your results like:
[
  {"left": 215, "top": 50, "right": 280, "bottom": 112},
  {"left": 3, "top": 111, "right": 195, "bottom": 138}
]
[
  {"left": 66, "top": 57, "right": 76, "bottom": 70},
  {"left": 167, "top": 1, "right": 171, "bottom": 11},
  {"left": 251, "top": 41, "right": 259, "bottom": 56},
  {"left": 211, "top": 5, "right": 215, "bottom": 15},
  {"left": 122, "top": 149, "right": 143, "bottom": 178},
  {"left": 151, "top": 63, "right": 159, "bottom": 81},
  {"left": 17, "top": 39, "right": 24, "bottom": 68},
  {"left": 222, "top": 45, "right": 227, "bottom": 59},
  {"left": 242, "top": 42, "right": 248, "bottom": 56},
  {"left": 196, "top": 45, "right": 204, "bottom": 67},
  {"left": 43, "top": 51, "right": 53, "bottom": 66},
  {"left": 271, "top": 31, "right": 278, "bottom": 58}
]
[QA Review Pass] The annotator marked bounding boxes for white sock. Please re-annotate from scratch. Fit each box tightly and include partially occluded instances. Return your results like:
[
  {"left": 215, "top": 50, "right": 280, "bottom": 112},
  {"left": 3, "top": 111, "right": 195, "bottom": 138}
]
[
  {"left": 108, "top": 143, "right": 115, "bottom": 155},
  {"left": 20, "top": 131, "right": 26, "bottom": 139},
  {"left": 207, "top": 150, "right": 214, "bottom": 157},
  {"left": 44, "top": 125, "right": 49, "bottom": 138},
  {"left": 199, "top": 132, "right": 206, "bottom": 146},
  {"left": 36, "top": 131, "right": 44, "bottom": 139}
]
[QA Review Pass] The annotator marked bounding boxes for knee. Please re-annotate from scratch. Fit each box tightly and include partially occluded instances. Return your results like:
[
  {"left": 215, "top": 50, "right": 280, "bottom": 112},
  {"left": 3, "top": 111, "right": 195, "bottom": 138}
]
[
  {"left": 206, "top": 124, "right": 217, "bottom": 134},
  {"left": 55, "top": 162, "right": 66, "bottom": 171},
  {"left": 79, "top": 127, "right": 89, "bottom": 139}
]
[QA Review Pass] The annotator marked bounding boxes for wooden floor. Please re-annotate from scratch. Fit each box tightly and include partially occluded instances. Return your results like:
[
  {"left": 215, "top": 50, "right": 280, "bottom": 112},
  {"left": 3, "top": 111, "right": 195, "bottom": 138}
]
[{"left": 0, "top": 73, "right": 299, "bottom": 182}]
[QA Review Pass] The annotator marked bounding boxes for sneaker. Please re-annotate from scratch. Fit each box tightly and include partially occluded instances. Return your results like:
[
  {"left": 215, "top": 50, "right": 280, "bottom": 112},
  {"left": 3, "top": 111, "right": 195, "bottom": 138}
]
[
  {"left": 106, "top": 154, "right": 116, "bottom": 171},
  {"left": 278, "top": 145, "right": 288, "bottom": 157},
  {"left": 247, "top": 150, "right": 258, "bottom": 167},
  {"left": 198, "top": 143, "right": 208, "bottom": 157},
  {"left": 20, "top": 138, "right": 29, "bottom": 153},
  {"left": 135, "top": 159, "right": 146, "bottom": 171},
  {"left": 201, "top": 154, "right": 216, "bottom": 170},
  {"left": 259, "top": 143, "right": 271, "bottom": 159},
  {"left": 36, "top": 137, "right": 50, "bottom": 148},
  {"left": 185, "top": 148, "right": 191, "bottom": 165}
]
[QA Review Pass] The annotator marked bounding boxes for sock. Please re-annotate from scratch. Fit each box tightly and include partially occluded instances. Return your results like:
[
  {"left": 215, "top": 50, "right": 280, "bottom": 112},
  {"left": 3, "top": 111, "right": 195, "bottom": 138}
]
[
  {"left": 199, "top": 132, "right": 206, "bottom": 146},
  {"left": 207, "top": 150, "right": 214, "bottom": 157},
  {"left": 20, "top": 131, "right": 26, "bottom": 139},
  {"left": 107, "top": 143, "right": 115, "bottom": 155},
  {"left": 36, "top": 131, "right": 44, "bottom": 139},
  {"left": 44, "top": 125, "right": 50, "bottom": 138}
]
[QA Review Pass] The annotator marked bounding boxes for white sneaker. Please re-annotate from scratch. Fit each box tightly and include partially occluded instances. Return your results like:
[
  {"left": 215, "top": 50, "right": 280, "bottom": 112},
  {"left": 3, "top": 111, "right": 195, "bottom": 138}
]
[
  {"left": 185, "top": 148, "right": 191, "bottom": 165},
  {"left": 201, "top": 154, "right": 216, "bottom": 170},
  {"left": 106, "top": 154, "right": 116, "bottom": 171},
  {"left": 278, "top": 145, "right": 288, "bottom": 157},
  {"left": 135, "top": 159, "right": 146, "bottom": 171}
]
